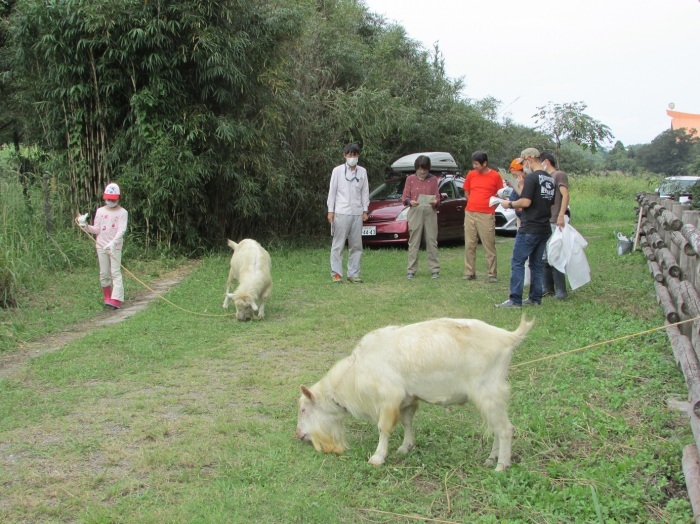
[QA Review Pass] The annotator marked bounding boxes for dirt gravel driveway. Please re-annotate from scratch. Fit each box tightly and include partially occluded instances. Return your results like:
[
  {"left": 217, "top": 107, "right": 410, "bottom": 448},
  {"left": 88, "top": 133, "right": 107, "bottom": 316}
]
[{"left": 0, "top": 261, "right": 200, "bottom": 380}]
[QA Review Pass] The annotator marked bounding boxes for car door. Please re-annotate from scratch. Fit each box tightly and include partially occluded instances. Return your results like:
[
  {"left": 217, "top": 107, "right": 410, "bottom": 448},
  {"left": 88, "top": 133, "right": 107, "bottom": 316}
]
[{"left": 437, "top": 179, "right": 467, "bottom": 241}]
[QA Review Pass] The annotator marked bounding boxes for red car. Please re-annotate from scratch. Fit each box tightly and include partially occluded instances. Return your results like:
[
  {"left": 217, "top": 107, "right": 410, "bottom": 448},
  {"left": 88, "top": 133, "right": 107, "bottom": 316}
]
[{"left": 362, "top": 152, "right": 467, "bottom": 247}]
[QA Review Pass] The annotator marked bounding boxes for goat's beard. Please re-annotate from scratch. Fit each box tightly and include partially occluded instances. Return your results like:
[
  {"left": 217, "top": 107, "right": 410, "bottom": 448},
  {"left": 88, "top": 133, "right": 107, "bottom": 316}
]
[{"left": 308, "top": 422, "right": 348, "bottom": 454}]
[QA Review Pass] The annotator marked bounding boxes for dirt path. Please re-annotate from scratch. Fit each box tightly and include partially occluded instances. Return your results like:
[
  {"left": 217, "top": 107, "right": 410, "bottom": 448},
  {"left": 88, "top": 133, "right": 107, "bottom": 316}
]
[{"left": 0, "top": 260, "right": 200, "bottom": 380}]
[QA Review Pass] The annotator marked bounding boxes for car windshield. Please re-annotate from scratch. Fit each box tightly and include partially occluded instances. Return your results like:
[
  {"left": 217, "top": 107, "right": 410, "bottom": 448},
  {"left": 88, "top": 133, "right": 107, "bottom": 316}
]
[
  {"left": 369, "top": 178, "right": 407, "bottom": 200},
  {"left": 659, "top": 179, "right": 700, "bottom": 195}
]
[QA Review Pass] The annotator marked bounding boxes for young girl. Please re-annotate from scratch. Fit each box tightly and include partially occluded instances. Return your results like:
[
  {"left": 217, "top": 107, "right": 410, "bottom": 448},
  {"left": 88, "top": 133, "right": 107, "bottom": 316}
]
[{"left": 77, "top": 183, "right": 128, "bottom": 309}]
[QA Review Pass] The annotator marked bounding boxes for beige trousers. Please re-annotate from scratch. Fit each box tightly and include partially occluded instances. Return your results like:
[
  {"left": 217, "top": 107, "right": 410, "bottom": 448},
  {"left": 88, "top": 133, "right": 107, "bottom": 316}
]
[
  {"left": 464, "top": 211, "right": 497, "bottom": 278},
  {"left": 407, "top": 206, "right": 439, "bottom": 274},
  {"left": 97, "top": 246, "right": 124, "bottom": 301}
]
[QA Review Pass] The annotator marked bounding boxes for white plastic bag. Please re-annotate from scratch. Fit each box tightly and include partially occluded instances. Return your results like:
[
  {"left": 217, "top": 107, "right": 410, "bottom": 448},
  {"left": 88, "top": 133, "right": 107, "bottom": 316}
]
[{"left": 547, "top": 224, "right": 591, "bottom": 290}]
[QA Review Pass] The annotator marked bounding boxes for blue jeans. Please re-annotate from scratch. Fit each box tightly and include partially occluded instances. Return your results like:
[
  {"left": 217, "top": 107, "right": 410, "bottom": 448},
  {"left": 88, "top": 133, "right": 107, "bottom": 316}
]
[{"left": 509, "top": 231, "right": 551, "bottom": 305}]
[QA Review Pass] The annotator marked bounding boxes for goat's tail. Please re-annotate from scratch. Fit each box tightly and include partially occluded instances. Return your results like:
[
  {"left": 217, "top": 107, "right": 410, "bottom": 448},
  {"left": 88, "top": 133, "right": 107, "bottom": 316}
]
[
  {"left": 512, "top": 314, "right": 535, "bottom": 346},
  {"left": 227, "top": 239, "right": 238, "bottom": 251}
]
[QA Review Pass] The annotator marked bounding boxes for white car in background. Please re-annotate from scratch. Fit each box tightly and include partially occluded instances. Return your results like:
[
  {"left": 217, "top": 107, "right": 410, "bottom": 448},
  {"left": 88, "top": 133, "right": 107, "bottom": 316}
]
[
  {"left": 494, "top": 186, "right": 571, "bottom": 233},
  {"left": 656, "top": 176, "right": 700, "bottom": 203},
  {"left": 494, "top": 187, "right": 518, "bottom": 234}
]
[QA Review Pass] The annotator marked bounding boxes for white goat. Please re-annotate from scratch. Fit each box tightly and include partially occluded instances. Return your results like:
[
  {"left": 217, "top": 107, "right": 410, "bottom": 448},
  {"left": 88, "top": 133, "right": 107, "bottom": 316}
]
[
  {"left": 222, "top": 239, "right": 272, "bottom": 321},
  {"left": 296, "top": 315, "right": 534, "bottom": 470}
]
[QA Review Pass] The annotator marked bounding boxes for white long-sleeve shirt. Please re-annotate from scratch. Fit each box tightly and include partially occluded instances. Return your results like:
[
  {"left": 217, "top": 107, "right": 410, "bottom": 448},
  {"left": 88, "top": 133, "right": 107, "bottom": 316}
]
[
  {"left": 327, "top": 163, "right": 369, "bottom": 215},
  {"left": 84, "top": 206, "right": 128, "bottom": 249}
]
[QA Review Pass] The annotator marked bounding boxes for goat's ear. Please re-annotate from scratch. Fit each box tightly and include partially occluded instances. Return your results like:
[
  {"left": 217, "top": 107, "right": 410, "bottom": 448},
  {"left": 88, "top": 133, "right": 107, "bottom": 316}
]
[
  {"left": 301, "top": 385, "right": 315, "bottom": 402},
  {"left": 251, "top": 300, "right": 259, "bottom": 312}
]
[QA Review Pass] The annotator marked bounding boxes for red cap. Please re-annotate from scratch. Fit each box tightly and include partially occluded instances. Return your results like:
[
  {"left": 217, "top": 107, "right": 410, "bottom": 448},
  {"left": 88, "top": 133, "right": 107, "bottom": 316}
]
[{"left": 103, "top": 183, "right": 120, "bottom": 201}]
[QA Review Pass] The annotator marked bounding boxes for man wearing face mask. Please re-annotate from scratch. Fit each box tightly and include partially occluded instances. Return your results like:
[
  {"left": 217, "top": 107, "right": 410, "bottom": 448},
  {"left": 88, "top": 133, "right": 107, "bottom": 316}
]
[
  {"left": 327, "top": 143, "right": 369, "bottom": 283},
  {"left": 496, "top": 148, "right": 555, "bottom": 308},
  {"left": 540, "top": 151, "right": 570, "bottom": 300},
  {"left": 401, "top": 155, "right": 441, "bottom": 279}
]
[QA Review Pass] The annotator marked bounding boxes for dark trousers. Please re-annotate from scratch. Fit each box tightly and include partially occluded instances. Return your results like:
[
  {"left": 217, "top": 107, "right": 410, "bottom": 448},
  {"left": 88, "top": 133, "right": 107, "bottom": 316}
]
[{"left": 509, "top": 231, "right": 551, "bottom": 305}]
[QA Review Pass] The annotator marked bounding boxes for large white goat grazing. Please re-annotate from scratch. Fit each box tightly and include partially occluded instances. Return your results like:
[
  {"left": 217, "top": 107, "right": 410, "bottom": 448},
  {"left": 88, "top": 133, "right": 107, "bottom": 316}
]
[
  {"left": 296, "top": 315, "right": 534, "bottom": 470},
  {"left": 222, "top": 239, "right": 272, "bottom": 321}
]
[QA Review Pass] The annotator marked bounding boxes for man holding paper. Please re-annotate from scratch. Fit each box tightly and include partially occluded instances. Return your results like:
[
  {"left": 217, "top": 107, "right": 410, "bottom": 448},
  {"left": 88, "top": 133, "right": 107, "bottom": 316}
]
[
  {"left": 496, "top": 148, "right": 555, "bottom": 308},
  {"left": 401, "top": 155, "right": 441, "bottom": 279},
  {"left": 462, "top": 151, "right": 504, "bottom": 282}
]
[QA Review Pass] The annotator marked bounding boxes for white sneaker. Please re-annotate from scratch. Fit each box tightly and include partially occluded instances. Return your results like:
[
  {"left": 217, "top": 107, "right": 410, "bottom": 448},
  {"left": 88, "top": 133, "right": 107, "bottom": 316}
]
[{"left": 495, "top": 299, "right": 521, "bottom": 308}]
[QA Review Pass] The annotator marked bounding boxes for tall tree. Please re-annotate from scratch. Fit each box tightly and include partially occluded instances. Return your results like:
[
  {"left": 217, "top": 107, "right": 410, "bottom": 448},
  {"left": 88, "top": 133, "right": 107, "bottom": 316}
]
[
  {"left": 635, "top": 128, "right": 698, "bottom": 176},
  {"left": 604, "top": 140, "right": 638, "bottom": 173},
  {"left": 269, "top": 1, "right": 495, "bottom": 230},
  {"left": 533, "top": 101, "right": 613, "bottom": 163}
]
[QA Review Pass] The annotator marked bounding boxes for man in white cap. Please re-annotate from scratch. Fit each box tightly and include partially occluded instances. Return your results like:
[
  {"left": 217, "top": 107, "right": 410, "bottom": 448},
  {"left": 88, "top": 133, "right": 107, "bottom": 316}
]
[{"left": 496, "top": 148, "right": 555, "bottom": 308}]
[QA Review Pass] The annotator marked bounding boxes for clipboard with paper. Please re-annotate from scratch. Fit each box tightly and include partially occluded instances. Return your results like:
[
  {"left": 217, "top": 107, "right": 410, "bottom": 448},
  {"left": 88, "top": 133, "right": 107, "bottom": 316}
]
[
  {"left": 417, "top": 194, "right": 436, "bottom": 207},
  {"left": 489, "top": 196, "right": 505, "bottom": 207},
  {"left": 498, "top": 168, "right": 521, "bottom": 190}
]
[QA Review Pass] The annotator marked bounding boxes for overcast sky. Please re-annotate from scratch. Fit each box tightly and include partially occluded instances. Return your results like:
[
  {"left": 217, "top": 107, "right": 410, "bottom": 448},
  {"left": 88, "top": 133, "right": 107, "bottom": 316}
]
[{"left": 362, "top": 0, "right": 700, "bottom": 146}]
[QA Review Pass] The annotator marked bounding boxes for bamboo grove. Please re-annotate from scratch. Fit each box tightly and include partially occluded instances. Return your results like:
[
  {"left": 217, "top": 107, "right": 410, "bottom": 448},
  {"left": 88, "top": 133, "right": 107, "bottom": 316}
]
[{"left": 1, "top": 0, "right": 549, "bottom": 250}]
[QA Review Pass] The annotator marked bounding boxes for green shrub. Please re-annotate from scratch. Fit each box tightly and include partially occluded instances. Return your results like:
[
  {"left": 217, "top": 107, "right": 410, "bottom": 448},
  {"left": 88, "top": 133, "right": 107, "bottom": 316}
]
[
  {"left": 0, "top": 163, "right": 96, "bottom": 309},
  {"left": 570, "top": 173, "right": 656, "bottom": 223}
]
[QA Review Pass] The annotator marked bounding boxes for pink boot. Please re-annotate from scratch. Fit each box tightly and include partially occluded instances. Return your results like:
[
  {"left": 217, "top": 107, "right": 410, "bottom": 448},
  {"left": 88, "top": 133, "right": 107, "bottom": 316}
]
[
  {"left": 105, "top": 298, "right": 122, "bottom": 309},
  {"left": 102, "top": 286, "right": 112, "bottom": 304}
]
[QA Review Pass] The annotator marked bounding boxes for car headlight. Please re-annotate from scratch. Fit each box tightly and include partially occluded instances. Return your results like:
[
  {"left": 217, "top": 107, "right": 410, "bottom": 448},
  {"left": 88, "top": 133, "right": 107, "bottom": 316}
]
[{"left": 397, "top": 207, "right": 409, "bottom": 221}]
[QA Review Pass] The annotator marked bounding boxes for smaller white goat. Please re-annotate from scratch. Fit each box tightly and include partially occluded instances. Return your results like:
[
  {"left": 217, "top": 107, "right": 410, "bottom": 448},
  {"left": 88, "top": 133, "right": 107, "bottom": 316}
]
[
  {"left": 222, "top": 239, "right": 272, "bottom": 321},
  {"left": 296, "top": 315, "right": 534, "bottom": 470}
]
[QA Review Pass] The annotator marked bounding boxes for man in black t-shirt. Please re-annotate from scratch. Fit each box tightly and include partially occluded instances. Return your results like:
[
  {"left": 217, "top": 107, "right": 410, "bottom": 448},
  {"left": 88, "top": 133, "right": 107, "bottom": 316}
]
[{"left": 496, "top": 148, "right": 555, "bottom": 307}]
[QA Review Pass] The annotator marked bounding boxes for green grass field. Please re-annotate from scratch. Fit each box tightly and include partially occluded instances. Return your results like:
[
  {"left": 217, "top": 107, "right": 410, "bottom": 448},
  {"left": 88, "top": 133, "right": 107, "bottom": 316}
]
[{"left": 1, "top": 173, "right": 694, "bottom": 522}]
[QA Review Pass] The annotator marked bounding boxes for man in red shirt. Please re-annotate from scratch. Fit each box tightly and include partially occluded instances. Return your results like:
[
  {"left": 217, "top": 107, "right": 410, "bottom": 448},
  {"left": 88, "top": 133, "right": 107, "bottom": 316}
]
[{"left": 462, "top": 151, "right": 504, "bottom": 282}]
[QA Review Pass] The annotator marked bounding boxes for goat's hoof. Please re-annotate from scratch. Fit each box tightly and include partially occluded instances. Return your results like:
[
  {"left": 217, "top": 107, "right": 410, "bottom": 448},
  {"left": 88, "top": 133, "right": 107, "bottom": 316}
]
[
  {"left": 397, "top": 444, "right": 414, "bottom": 454},
  {"left": 494, "top": 463, "right": 509, "bottom": 472},
  {"left": 484, "top": 458, "right": 495, "bottom": 467},
  {"left": 368, "top": 455, "right": 385, "bottom": 466}
]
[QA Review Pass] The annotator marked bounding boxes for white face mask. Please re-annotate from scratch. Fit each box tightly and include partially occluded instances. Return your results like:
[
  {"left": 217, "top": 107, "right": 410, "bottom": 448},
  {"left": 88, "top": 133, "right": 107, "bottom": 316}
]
[
  {"left": 105, "top": 200, "right": 118, "bottom": 208},
  {"left": 346, "top": 157, "right": 359, "bottom": 167}
]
